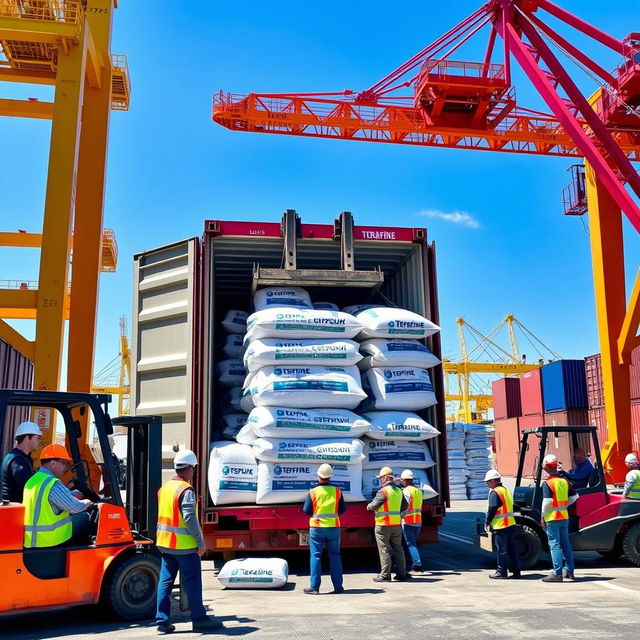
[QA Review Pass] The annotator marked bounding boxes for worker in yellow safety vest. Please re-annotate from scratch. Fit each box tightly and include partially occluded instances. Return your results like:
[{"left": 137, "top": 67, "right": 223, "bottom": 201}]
[
  {"left": 366, "top": 466, "right": 408, "bottom": 582},
  {"left": 155, "top": 449, "right": 223, "bottom": 634},
  {"left": 623, "top": 453, "right": 640, "bottom": 500},
  {"left": 301, "top": 463, "right": 347, "bottom": 595},
  {"left": 540, "top": 454, "right": 578, "bottom": 583},
  {"left": 400, "top": 469, "right": 424, "bottom": 575},
  {"left": 484, "top": 469, "right": 521, "bottom": 580}
]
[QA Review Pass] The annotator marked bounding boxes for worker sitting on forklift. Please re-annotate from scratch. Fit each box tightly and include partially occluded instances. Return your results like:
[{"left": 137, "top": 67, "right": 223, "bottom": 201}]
[
  {"left": 558, "top": 447, "right": 594, "bottom": 490},
  {"left": 23, "top": 444, "right": 94, "bottom": 548},
  {"left": 1, "top": 421, "right": 42, "bottom": 503},
  {"left": 540, "top": 454, "right": 578, "bottom": 583},
  {"left": 623, "top": 453, "right": 640, "bottom": 499}
]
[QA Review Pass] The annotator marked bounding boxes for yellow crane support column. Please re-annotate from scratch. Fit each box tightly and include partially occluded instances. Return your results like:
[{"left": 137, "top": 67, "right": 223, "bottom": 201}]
[{"left": 585, "top": 162, "right": 632, "bottom": 482}]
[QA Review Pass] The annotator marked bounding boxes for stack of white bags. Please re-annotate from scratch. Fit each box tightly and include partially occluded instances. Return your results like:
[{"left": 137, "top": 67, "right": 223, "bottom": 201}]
[
  {"left": 208, "top": 286, "right": 443, "bottom": 507},
  {"left": 464, "top": 423, "right": 492, "bottom": 500},
  {"left": 446, "top": 423, "right": 469, "bottom": 500}
]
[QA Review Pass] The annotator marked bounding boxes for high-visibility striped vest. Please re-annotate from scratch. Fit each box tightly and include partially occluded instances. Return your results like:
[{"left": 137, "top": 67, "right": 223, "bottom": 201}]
[
  {"left": 544, "top": 476, "right": 570, "bottom": 522},
  {"left": 309, "top": 484, "right": 341, "bottom": 528},
  {"left": 402, "top": 485, "right": 423, "bottom": 525},
  {"left": 490, "top": 485, "right": 516, "bottom": 530},
  {"left": 156, "top": 478, "right": 199, "bottom": 550},
  {"left": 626, "top": 469, "right": 640, "bottom": 500},
  {"left": 23, "top": 471, "right": 72, "bottom": 548},
  {"left": 375, "top": 485, "right": 403, "bottom": 526}
]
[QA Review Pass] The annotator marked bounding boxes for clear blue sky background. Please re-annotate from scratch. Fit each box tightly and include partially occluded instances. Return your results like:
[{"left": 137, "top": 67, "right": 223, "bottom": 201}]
[{"left": 2, "top": 1, "right": 640, "bottom": 390}]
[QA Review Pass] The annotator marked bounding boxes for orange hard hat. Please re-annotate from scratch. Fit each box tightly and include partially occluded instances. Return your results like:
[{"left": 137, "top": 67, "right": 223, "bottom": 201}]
[{"left": 41, "top": 444, "right": 72, "bottom": 462}]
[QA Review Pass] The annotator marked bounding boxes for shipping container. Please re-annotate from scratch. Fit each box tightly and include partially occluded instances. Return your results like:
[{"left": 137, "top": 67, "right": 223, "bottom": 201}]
[
  {"left": 632, "top": 403, "right": 640, "bottom": 452},
  {"left": 491, "top": 377, "right": 521, "bottom": 420},
  {"left": 514, "top": 415, "right": 544, "bottom": 478},
  {"left": 494, "top": 417, "right": 520, "bottom": 476},
  {"left": 0, "top": 339, "right": 34, "bottom": 454},
  {"left": 585, "top": 354, "right": 604, "bottom": 409},
  {"left": 588, "top": 406, "right": 607, "bottom": 448},
  {"left": 519, "top": 368, "right": 544, "bottom": 415},
  {"left": 541, "top": 359, "right": 588, "bottom": 412},
  {"left": 131, "top": 216, "right": 447, "bottom": 553},
  {"left": 631, "top": 348, "right": 640, "bottom": 401}
]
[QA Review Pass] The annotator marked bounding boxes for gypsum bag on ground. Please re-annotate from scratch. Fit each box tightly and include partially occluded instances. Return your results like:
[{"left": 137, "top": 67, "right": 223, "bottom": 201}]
[
  {"left": 244, "top": 338, "right": 362, "bottom": 372},
  {"left": 247, "top": 365, "right": 366, "bottom": 409},
  {"left": 252, "top": 438, "right": 363, "bottom": 464},
  {"left": 245, "top": 308, "right": 364, "bottom": 342},
  {"left": 362, "top": 438, "right": 435, "bottom": 469},
  {"left": 222, "top": 310, "right": 249, "bottom": 334},
  {"left": 253, "top": 287, "right": 312, "bottom": 311},
  {"left": 223, "top": 333, "right": 245, "bottom": 359},
  {"left": 362, "top": 411, "right": 440, "bottom": 441},
  {"left": 355, "top": 307, "right": 440, "bottom": 340},
  {"left": 358, "top": 339, "right": 441, "bottom": 370},
  {"left": 313, "top": 302, "right": 339, "bottom": 311},
  {"left": 361, "top": 468, "right": 438, "bottom": 501},
  {"left": 364, "top": 367, "right": 437, "bottom": 411},
  {"left": 217, "top": 557, "right": 288, "bottom": 589},
  {"left": 217, "top": 359, "right": 247, "bottom": 388},
  {"left": 246, "top": 406, "right": 371, "bottom": 439},
  {"left": 221, "top": 414, "right": 249, "bottom": 440},
  {"left": 256, "top": 461, "right": 364, "bottom": 504},
  {"left": 208, "top": 442, "right": 258, "bottom": 505}
]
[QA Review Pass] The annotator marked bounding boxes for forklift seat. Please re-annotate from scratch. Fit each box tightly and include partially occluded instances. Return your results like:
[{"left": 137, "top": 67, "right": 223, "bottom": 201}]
[{"left": 23, "top": 547, "right": 68, "bottom": 580}]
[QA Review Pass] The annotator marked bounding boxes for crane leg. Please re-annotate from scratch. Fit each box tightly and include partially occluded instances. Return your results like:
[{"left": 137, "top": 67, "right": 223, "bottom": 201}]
[{"left": 585, "top": 162, "right": 632, "bottom": 482}]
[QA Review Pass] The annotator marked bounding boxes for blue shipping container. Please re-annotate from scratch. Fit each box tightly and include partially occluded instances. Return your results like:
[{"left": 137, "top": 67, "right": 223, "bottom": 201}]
[{"left": 541, "top": 360, "right": 588, "bottom": 412}]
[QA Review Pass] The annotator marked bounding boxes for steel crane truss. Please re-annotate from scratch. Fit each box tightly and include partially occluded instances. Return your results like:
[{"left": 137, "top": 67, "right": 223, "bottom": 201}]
[{"left": 213, "top": 0, "right": 640, "bottom": 482}]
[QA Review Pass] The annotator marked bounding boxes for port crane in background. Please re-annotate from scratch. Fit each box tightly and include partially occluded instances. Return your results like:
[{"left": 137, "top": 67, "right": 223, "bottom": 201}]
[
  {"left": 444, "top": 315, "right": 560, "bottom": 423},
  {"left": 213, "top": 0, "right": 640, "bottom": 482},
  {"left": 92, "top": 316, "right": 131, "bottom": 416}
]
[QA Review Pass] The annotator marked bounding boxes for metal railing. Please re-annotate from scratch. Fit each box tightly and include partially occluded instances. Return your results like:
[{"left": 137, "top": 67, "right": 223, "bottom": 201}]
[
  {"left": 111, "top": 54, "right": 131, "bottom": 111},
  {"left": 0, "top": 0, "right": 85, "bottom": 24},
  {"left": 422, "top": 59, "right": 506, "bottom": 81}
]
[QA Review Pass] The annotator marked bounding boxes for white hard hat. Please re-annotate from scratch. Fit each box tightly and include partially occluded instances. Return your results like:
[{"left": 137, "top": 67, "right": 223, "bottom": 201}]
[
  {"left": 317, "top": 463, "right": 333, "bottom": 479},
  {"left": 174, "top": 449, "right": 198, "bottom": 469},
  {"left": 15, "top": 422, "right": 42, "bottom": 438},
  {"left": 483, "top": 469, "right": 501, "bottom": 482},
  {"left": 625, "top": 453, "right": 638, "bottom": 465},
  {"left": 400, "top": 469, "right": 414, "bottom": 480},
  {"left": 543, "top": 454, "right": 558, "bottom": 467}
]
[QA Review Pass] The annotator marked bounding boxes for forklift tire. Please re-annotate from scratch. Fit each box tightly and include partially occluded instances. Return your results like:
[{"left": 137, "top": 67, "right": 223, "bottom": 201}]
[
  {"left": 514, "top": 525, "right": 543, "bottom": 569},
  {"left": 622, "top": 522, "right": 640, "bottom": 567},
  {"left": 103, "top": 553, "right": 160, "bottom": 620}
]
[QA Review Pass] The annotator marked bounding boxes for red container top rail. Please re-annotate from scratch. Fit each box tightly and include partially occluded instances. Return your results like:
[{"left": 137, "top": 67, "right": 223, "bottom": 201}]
[{"left": 205, "top": 220, "right": 426, "bottom": 243}]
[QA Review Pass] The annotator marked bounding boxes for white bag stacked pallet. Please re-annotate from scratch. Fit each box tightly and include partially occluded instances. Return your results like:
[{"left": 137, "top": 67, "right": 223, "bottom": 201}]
[
  {"left": 446, "top": 422, "right": 469, "bottom": 500},
  {"left": 464, "top": 423, "right": 492, "bottom": 500}
]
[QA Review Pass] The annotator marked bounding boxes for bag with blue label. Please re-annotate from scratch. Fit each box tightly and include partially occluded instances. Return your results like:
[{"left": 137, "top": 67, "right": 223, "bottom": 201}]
[
  {"left": 361, "top": 437, "right": 435, "bottom": 470},
  {"left": 355, "top": 307, "right": 440, "bottom": 340},
  {"left": 251, "top": 438, "right": 364, "bottom": 464},
  {"left": 253, "top": 286, "right": 312, "bottom": 311},
  {"left": 364, "top": 367, "right": 437, "bottom": 411},
  {"left": 222, "top": 309, "right": 249, "bottom": 334},
  {"left": 363, "top": 410, "right": 440, "bottom": 441},
  {"left": 358, "top": 338, "right": 441, "bottom": 370},
  {"left": 361, "top": 468, "right": 438, "bottom": 501},
  {"left": 217, "top": 359, "right": 247, "bottom": 388},
  {"left": 208, "top": 442, "right": 258, "bottom": 505},
  {"left": 218, "top": 557, "right": 289, "bottom": 589}
]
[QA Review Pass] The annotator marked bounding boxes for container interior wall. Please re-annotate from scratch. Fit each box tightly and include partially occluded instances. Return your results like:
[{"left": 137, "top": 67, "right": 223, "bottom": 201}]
[{"left": 203, "top": 235, "right": 445, "bottom": 507}]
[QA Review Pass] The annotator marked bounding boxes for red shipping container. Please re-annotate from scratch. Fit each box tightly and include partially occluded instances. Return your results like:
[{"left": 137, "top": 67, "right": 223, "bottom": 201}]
[
  {"left": 518, "top": 414, "right": 544, "bottom": 477},
  {"left": 631, "top": 403, "right": 640, "bottom": 453},
  {"left": 585, "top": 354, "right": 604, "bottom": 409},
  {"left": 492, "top": 377, "right": 522, "bottom": 420},
  {"left": 588, "top": 407, "right": 607, "bottom": 448},
  {"left": 631, "top": 349, "right": 640, "bottom": 401},
  {"left": 519, "top": 369, "right": 544, "bottom": 415},
  {"left": 494, "top": 417, "right": 520, "bottom": 477}
]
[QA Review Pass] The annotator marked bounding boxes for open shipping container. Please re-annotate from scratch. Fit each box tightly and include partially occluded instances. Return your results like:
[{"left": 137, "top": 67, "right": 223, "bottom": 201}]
[{"left": 131, "top": 213, "right": 447, "bottom": 553}]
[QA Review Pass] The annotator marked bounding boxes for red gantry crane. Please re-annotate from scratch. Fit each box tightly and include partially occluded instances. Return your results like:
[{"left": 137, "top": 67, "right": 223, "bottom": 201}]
[{"left": 212, "top": 0, "right": 640, "bottom": 483}]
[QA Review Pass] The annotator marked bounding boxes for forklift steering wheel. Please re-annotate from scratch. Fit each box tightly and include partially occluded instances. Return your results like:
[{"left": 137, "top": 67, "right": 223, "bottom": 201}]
[{"left": 66, "top": 478, "right": 102, "bottom": 503}]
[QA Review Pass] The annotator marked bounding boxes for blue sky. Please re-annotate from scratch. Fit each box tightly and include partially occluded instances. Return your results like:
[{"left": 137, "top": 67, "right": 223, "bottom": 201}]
[{"left": 2, "top": 1, "right": 640, "bottom": 391}]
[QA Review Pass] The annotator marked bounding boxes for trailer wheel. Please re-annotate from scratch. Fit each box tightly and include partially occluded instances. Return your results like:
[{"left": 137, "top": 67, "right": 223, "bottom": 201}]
[
  {"left": 103, "top": 553, "right": 160, "bottom": 620},
  {"left": 622, "top": 522, "right": 640, "bottom": 567},
  {"left": 514, "top": 525, "right": 542, "bottom": 569}
]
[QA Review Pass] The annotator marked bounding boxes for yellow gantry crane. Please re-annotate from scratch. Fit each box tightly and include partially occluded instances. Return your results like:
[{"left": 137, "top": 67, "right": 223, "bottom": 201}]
[{"left": 444, "top": 315, "right": 561, "bottom": 423}]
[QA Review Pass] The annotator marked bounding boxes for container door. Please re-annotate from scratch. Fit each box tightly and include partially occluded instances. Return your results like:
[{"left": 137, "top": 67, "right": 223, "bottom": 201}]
[{"left": 131, "top": 238, "right": 198, "bottom": 479}]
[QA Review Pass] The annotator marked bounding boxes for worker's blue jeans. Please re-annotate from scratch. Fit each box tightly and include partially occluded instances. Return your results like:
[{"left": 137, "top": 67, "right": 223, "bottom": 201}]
[
  {"left": 546, "top": 520, "right": 574, "bottom": 577},
  {"left": 156, "top": 552, "right": 207, "bottom": 625},
  {"left": 493, "top": 526, "right": 521, "bottom": 576},
  {"left": 309, "top": 527, "right": 343, "bottom": 591},
  {"left": 402, "top": 524, "right": 422, "bottom": 570}
]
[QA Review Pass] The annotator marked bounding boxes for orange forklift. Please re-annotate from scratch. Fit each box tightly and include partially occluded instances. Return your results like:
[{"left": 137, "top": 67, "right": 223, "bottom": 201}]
[{"left": 0, "top": 390, "right": 162, "bottom": 619}]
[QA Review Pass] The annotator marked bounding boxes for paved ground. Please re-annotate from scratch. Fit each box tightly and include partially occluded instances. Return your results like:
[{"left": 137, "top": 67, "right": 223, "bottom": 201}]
[{"left": 4, "top": 500, "right": 640, "bottom": 639}]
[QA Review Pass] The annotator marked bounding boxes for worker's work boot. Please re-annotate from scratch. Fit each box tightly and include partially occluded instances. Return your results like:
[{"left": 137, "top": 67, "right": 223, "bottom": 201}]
[
  {"left": 192, "top": 616, "right": 224, "bottom": 632},
  {"left": 489, "top": 572, "right": 508, "bottom": 579},
  {"left": 303, "top": 587, "right": 320, "bottom": 594},
  {"left": 542, "top": 575, "right": 563, "bottom": 583},
  {"left": 562, "top": 570, "right": 576, "bottom": 581},
  {"left": 156, "top": 623, "right": 175, "bottom": 635},
  {"left": 372, "top": 575, "right": 391, "bottom": 582}
]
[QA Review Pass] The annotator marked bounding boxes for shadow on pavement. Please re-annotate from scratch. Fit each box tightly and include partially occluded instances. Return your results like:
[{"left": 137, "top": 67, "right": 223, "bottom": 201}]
[{"left": 334, "top": 588, "right": 385, "bottom": 595}]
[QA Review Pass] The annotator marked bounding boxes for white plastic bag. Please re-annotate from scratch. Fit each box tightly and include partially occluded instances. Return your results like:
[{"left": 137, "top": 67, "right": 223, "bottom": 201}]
[
  {"left": 222, "top": 310, "right": 249, "bottom": 334},
  {"left": 358, "top": 339, "right": 441, "bottom": 370},
  {"left": 362, "top": 411, "right": 440, "bottom": 441},
  {"left": 208, "top": 442, "right": 258, "bottom": 505},
  {"left": 313, "top": 302, "right": 339, "bottom": 311},
  {"left": 256, "top": 461, "right": 364, "bottom": 504},
  {"left": 252, "top": 438, "right": 363, "bottom": 464},
  {"left": 254, "top": 287, "right": 312, "bottom": 311},
  {"left": 361, "top": 468, "right": 438, "bottom": 501},
  {"left": 221, "top": 387, "right": 243, "bottom": 414},
  {"left": 356, "top": 307, "right": 440, "bottom": 339},
  {"left": 217, "top": 359, "right": 247, "bottom": 388},
  {"left": 221, "top": 414, "right": 249, "bottom": 440},
  {"left": 342, "top": 304, "right": 378, "bottom": 315},
  {"left": 245, "top": 308, "right": 364, "bottom": 341},
  {"left": 218, "top": 557, "right": 288, "bottom": 589},
  {"left": 244, "top": 338, "right": 362, "bottom": 372},
  {"left": 248, "top": 365, "right": 366, "bottom": 409},
  {"left": 362, "top": 438, "right": 435, "bottom": 469},
  {"left": 223, "top": 333, "right": 245, "bottom": 359},
  {"left": 364, "top": 367, "right": 437, "bottom": 411}
]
